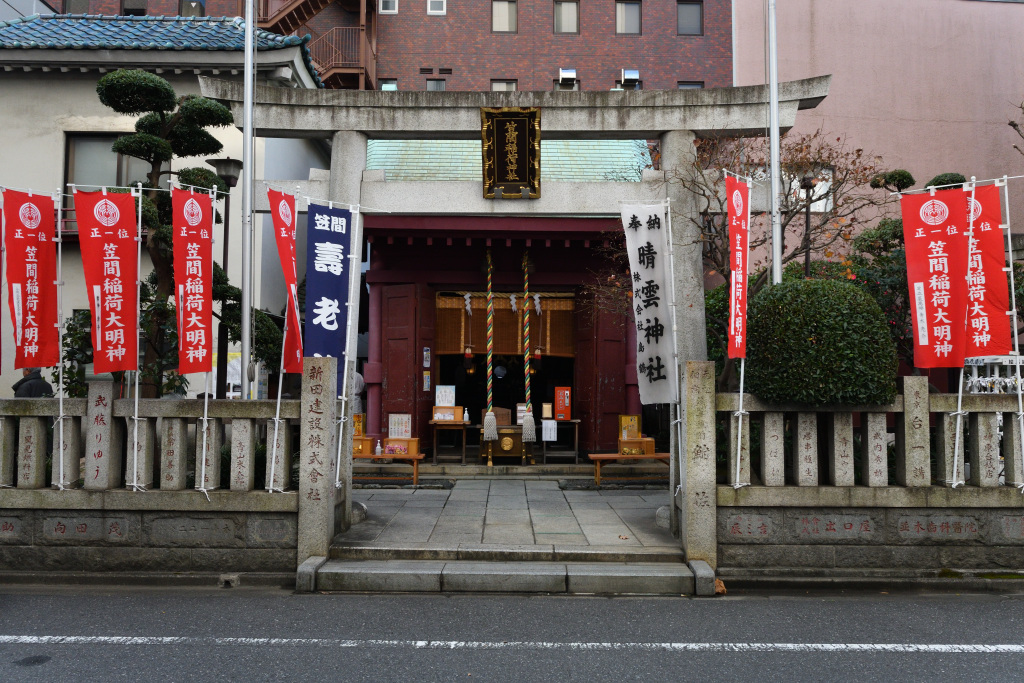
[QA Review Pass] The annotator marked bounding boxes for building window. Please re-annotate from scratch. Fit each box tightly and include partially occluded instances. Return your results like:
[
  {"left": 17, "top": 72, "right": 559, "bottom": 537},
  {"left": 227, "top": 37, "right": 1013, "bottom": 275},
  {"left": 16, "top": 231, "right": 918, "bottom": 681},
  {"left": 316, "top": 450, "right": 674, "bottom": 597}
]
[
  {"left": 677, "top": 1, "right": 702, "bottom": 35},
  {"left": 379, "top": 78, "right": 398, "bottom": 90},
  {"left": 380, "top": 0, "right": 397, "bottom": 14},
  {"left": 427, "top": 0, "right": 445, "bottom": 14},
  {"left": 64, "top": 133, "right": 161, "bottom": 230},
  {"left": 615, "top": 1, "right": 640, "bottom": 34},
  {"left": 491, "top": 80, "right": 517, "bottom": 91},
  {"left": 65, "top": 0, "right": 89, "bottom": 12},
  {"left": 554, "top": 1, "right": 578, "bottom": 33},
  {"left": 426, "top": 79, "right": 446, "bottom": 91},
  {"left": 677, "top": 81, "right": 703, "bottom": 89},
  {"left": 553, "top": 79, "right": 580, "bottom": 91},
  {"left": 614, "top": 80, "right": 642, "bottom": 90},
  {"left": 492, "top": 0, "right": 517, "bottom": 32},
  {"left": 180, "top": 0, "right": 205, "bottom": 17},
  {"left": 121, "top": 0, "right": 146, "bottom": 16}
]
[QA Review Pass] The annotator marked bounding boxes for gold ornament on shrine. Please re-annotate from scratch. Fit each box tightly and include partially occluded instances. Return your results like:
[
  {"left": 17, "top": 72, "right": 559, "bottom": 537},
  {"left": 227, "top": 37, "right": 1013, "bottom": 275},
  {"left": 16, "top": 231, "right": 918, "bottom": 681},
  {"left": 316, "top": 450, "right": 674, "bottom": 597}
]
[{"left": 481, "top": 107, "right": 540, "bottom": 199}]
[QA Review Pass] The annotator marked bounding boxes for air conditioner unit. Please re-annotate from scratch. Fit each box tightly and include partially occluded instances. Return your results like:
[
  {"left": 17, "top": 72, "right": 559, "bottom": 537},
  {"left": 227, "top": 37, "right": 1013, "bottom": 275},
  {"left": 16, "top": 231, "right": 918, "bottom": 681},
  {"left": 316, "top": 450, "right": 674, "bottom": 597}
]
[
  {"left": 620, "top": 69, "right": 639, "bottom": 85},
  {"left": 558, "top": 68, "right": 577, "bottom": 84}
]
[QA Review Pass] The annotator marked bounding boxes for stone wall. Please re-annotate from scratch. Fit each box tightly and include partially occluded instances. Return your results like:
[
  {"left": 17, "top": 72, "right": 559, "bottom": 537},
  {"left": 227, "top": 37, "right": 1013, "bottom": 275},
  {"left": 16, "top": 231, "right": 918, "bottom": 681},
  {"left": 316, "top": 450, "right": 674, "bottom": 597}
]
[
  {"left": 718, "top": 502, "right": 1024, "bottom": 571},
  {"left": 0, "top": 490, "right": 297, "bottom": 573}
]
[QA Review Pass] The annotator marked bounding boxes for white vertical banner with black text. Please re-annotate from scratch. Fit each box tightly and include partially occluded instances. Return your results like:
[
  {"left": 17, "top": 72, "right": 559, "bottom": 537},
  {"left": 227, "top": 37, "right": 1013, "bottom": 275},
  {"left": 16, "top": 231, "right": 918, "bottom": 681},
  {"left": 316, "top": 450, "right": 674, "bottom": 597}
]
[{"left": 620, "top": 202, "right": 679, "bottom": 405}]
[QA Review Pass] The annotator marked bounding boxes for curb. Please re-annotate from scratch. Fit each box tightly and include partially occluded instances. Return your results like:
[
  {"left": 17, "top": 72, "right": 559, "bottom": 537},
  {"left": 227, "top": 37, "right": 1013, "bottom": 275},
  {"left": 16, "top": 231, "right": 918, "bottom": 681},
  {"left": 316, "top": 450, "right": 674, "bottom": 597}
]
[
  {"left": 0, "top": 571, "right": 296, "bottom": 589},
  {"left": 721, "top": 575, "right": 1024, "bottom": 594}
]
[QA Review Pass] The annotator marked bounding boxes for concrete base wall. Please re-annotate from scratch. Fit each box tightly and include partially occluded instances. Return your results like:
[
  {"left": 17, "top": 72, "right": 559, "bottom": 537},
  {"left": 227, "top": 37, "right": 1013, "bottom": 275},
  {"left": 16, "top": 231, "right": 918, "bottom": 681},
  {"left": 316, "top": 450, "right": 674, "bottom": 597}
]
[
  {"left": 718, "top": 506, "right": 1024, "bottom": 571},
  {"left": 0, "top": 490, "right": 298, "bottom": 573}
]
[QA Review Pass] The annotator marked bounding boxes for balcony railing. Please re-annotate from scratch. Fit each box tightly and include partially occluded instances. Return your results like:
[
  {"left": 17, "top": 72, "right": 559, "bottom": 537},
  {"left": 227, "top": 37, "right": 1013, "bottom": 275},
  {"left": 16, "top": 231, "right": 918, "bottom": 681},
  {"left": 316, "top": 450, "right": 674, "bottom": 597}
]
[{"left": 308, "top": 27, "right": 376, "bottom": 88}]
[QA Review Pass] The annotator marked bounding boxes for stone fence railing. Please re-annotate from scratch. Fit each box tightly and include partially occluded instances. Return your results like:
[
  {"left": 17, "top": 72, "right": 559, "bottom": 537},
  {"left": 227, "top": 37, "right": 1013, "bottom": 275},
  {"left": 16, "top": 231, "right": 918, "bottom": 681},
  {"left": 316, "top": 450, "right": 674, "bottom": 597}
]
[
  {"left": 0, "top": 357, "right": 352, "bottom": 578},
  {"left": 676, "top": 362, "right": 1024, "bottom": 575},
  {"left": 716, "top": 375, "right": 1024, "bottom": 492},
  {"left": 0, "top": 383, "right": 302, "bottom": 493}
]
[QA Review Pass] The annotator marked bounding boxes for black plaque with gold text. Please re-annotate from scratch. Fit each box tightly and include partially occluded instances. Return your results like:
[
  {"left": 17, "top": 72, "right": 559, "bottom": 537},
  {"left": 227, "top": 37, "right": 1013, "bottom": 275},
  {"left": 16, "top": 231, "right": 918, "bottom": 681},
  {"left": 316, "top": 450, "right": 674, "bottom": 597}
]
[{"left": 481, "top": 107, "right": 540, "bottom": 199}]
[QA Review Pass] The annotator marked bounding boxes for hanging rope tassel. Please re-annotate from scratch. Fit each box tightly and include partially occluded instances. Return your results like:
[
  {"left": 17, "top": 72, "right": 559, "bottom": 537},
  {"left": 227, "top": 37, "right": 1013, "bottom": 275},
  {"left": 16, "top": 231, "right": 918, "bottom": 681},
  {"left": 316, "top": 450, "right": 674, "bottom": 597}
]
[
  {"left": 521, "top": 251, "right": 535, "bottom": 454},
  {"left": 483, "top": 249, "right": 497, "bottom": 463}
]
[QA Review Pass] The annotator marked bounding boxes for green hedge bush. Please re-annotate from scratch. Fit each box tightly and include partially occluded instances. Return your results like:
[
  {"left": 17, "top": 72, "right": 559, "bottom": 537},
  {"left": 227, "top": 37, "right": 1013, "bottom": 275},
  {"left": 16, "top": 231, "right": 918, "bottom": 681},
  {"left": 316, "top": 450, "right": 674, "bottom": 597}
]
[{"left": 746, "top": 279, "right": 897, "bottom": 406}]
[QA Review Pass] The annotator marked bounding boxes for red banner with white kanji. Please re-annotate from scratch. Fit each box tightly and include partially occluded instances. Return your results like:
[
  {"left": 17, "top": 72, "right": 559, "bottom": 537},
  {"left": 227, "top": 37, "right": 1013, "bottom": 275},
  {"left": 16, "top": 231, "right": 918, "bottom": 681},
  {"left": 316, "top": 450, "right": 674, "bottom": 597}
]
[
  {"left": 267, "top": 188, "right": 303, "bottom": 373},
  {"left": 901, "top": 189, "right": 969, "bottom": 368},
  {"left": 963, "top": 184, "right": 1012, "bottom": 358},
  {"left": 726, "top": 176, "right": 750, "bottom": 359},
  {"left": 172, "top": 188, "right": 214, "bottom": 374},
  {"left": 75, "top": 190, "right": 138, "bottom": 374},
  {"left": 2, "top": 190, "right": 59, "bottom": 368}
]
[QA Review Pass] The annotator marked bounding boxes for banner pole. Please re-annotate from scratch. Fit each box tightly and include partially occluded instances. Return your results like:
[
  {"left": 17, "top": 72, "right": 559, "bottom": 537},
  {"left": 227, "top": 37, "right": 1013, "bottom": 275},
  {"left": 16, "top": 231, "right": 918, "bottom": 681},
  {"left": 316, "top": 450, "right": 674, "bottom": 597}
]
[
  {"left": 268, "top": 312, "right": 288, "bottom": 493},
  {"left": 952, "top": 366, "right": 966, "bottom": 488},
  {"left": 998, "top": 176, "right": 1024, "bottom": 492},
  {"left": 662, "top": 198, "right": 686, "bottom": 495},
  {"left": 198, "top": 371, "right": 211, "bottom": 501},
  {"left": 336, "top": 205, "right": 363, "bottom": 488},
  {"left": 54, "top": 188, "right": 66, "bottom": 490},
  {"left": 130, "top": 183, "right": 144, "bottom": 492},
  {"left": 733, "top": 358, "right": 748, "bottom": 489}
]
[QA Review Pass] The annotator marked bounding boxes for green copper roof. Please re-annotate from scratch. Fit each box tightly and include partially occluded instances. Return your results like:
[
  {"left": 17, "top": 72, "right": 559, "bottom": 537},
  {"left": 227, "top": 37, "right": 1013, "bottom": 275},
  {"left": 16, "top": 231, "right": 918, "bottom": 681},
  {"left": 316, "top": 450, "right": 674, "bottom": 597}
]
[{"left": 366, "top": 140, "right": 652, "bottom": 182}]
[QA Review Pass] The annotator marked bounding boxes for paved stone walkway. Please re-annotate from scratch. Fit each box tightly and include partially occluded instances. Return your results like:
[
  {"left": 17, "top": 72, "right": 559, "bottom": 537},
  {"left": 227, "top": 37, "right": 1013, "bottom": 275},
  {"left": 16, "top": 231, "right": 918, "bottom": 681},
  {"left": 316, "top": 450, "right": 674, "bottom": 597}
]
[{"left": 340, "top": 479, "right": 675, "bottom": 548}]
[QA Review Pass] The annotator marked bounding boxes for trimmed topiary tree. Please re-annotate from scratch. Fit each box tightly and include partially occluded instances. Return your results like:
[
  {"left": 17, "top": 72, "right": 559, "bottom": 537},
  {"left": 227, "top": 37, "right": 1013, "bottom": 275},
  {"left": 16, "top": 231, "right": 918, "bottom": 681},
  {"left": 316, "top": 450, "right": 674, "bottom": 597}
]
[{"left": 746, "top": 279, "right": 898, "bottom": 406}]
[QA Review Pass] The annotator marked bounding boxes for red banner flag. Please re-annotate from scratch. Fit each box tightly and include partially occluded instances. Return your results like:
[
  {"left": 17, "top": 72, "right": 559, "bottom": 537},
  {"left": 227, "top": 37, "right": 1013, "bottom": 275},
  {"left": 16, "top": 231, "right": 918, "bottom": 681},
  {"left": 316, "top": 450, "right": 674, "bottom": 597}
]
[
  {"left": 901, "top": 189, "right": 969, "bottom": 368},
  {"left": 726, "top": 176, "right": 750, "bottom": 359},
  {"left": 75, "top": 190, "right": 138, "bottom": 374},
  {"left": 172, "top": 189, "right": 214, "bottom": 374},
  {"left": 267, "top": 188, "right": 303, "bottom": 373},
  {"left": 964, "top": 184, "right": 1012, "bottom": 358},
  {"left": 2, "top": 190, "right": 59, "bottom": 368}
]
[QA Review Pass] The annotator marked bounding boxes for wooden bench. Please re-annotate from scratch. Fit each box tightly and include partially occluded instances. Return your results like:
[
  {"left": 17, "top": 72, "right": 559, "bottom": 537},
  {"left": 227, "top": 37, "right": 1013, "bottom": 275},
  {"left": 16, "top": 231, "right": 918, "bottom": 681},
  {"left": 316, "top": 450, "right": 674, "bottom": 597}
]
[
  {"left": 353, "top": 451, "right": 425, "bottom": 485},
  {"left": 588, "top": 452, "right": 670, "bottom": 485}
]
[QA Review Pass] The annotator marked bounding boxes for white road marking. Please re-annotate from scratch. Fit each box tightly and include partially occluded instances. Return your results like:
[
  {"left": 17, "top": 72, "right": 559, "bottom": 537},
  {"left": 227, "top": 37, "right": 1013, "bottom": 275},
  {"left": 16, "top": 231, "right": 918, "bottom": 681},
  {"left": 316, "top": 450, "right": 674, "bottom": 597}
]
[{"left": 0, "top": 636, "right": 1021, "bottom": 653}]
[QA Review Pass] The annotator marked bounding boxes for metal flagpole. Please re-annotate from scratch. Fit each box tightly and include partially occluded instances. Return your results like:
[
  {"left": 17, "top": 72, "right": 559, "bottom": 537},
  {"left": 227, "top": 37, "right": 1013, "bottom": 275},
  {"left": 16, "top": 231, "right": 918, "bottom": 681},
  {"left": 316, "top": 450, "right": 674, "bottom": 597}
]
[
  {"left": 336, "top": 203, "right": 363, "bottom": 488},
  {"left": 950, "top": 180, "right": 979, "bottom": 489},
  {"left": 662, "top": 198, "right": 686, "bottom": 495},
  {"left": 54, "top": 188, "right": 66, "bottom": 490},
  {"left": 198, "top": 371, "right": 211, "bottom": 501},
  {"left": 767, "top": 0, "right": 783, "bottom": 285},
  {"left": 998, "top": 176, "right": 1024, "bottom": 492},
  {"left": 267, "top": 312, "right": 288, "bottom": 493},
  {"left": 240, "top": 0, "right": 255, "bottom": 400},
  {"left": 734, "top": 358, "right": 748, "bottom": 489},
  {"left": 130, "top": 183, "right": 144, "bottom": 491}
]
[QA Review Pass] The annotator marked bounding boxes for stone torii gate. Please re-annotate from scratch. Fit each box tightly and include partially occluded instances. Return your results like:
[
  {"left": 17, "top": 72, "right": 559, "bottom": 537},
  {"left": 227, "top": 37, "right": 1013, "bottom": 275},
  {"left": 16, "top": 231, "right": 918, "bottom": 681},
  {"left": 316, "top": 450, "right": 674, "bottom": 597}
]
[{"left": 199, "top": 75, "right": 830, "bottom": 568}]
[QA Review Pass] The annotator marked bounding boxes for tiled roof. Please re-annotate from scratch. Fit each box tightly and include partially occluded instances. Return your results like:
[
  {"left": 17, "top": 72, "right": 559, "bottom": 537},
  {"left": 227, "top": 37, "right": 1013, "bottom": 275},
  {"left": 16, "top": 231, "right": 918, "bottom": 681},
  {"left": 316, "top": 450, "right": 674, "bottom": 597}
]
[
  {"left": 0, "top": 14, "right": 322, "bottom": 86},
  {"left": 367, "top": 140, "right": 652, "bottom": 182}
]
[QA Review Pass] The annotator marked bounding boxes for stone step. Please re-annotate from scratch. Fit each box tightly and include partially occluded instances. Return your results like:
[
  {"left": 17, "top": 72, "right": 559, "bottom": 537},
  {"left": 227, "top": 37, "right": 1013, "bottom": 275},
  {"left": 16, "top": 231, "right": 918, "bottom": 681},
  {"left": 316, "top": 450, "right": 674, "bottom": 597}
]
[
  {"left": 315, "top": 559, "right": 694, "bottom": 595},
  {"left": 328, "top": 542, "right": 685, "bottom": 563}
]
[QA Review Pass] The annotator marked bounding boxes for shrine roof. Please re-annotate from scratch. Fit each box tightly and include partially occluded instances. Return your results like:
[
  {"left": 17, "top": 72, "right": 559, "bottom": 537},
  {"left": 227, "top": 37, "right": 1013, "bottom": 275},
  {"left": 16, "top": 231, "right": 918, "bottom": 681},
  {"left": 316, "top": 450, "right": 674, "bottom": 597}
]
[{"left": 0, "top": 14, "right": 322, "bottom": 87}]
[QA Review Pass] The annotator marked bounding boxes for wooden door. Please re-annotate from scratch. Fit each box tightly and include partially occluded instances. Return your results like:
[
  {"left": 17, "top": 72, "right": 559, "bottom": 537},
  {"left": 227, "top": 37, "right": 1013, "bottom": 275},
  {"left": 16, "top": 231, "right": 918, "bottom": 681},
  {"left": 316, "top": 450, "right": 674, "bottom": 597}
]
[{"left": 382, "top": 284, "right": 417, "bottom": 435}]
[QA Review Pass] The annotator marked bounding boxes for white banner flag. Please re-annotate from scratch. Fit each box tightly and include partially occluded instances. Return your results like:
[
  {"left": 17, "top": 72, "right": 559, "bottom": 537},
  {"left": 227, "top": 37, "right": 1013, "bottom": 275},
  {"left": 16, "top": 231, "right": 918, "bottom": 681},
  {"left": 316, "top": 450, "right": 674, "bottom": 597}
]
[{"left": 620, "top": 202, "right": 679, "bottom": 404}]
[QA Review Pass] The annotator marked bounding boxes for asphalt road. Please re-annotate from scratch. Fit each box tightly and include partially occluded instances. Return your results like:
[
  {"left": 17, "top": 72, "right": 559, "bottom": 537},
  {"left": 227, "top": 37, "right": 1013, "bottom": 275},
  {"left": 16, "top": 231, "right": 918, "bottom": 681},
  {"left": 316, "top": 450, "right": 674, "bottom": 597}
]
[{"left": 1, "top": 585, "right": 1022, "bottom": 682}]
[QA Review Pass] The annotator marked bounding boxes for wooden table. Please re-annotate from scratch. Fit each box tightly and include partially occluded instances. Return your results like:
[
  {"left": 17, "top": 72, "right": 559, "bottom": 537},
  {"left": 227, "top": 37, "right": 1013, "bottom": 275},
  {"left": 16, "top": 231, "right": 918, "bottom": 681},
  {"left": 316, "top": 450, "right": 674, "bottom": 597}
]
[
  {"left": 430, "top": 420, "right": 469, "bottom": 464},
  {"left": 541, "top": 419, "right": 580, "bottom": 464}
]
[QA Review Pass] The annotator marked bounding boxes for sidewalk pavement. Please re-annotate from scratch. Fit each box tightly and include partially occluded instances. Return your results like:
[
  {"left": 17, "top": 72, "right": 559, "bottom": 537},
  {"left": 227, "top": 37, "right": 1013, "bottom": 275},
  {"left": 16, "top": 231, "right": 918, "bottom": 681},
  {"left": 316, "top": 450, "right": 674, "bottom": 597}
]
[{"left": 339, "top": 479, "right": 675, "bottom": 549}]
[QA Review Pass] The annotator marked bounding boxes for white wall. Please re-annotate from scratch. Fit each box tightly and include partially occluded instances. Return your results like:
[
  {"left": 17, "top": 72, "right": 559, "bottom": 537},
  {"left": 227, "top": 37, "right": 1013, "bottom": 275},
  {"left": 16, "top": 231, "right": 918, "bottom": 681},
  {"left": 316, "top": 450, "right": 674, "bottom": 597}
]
[{"left": 733, "top": 0, "right": 1024, "bottom": 221}]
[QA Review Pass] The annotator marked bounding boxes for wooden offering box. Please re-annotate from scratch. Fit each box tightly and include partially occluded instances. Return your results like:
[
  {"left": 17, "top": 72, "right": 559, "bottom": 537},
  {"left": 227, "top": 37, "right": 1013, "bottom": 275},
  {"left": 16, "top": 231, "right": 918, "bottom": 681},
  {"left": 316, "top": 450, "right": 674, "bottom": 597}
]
[
  {"left": 352, "top": 437, "right": 373, "bottom": 456},
  {"left": 384, "top": 437, "right": 420, "bottom": 455},
  {"left": 618, "top": 437, "right": 655, "bottom": 456},
  {"left": 432, "top": 406, "right": 464, "bottom": 422}
]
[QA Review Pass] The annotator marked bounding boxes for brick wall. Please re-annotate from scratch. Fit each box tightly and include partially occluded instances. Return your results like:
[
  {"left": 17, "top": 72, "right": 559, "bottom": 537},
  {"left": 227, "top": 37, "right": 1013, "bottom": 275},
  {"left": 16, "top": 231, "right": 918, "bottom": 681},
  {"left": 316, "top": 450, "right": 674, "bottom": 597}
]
[{"left": 374, "top": 0, "right": 732, "bottom": 91}]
